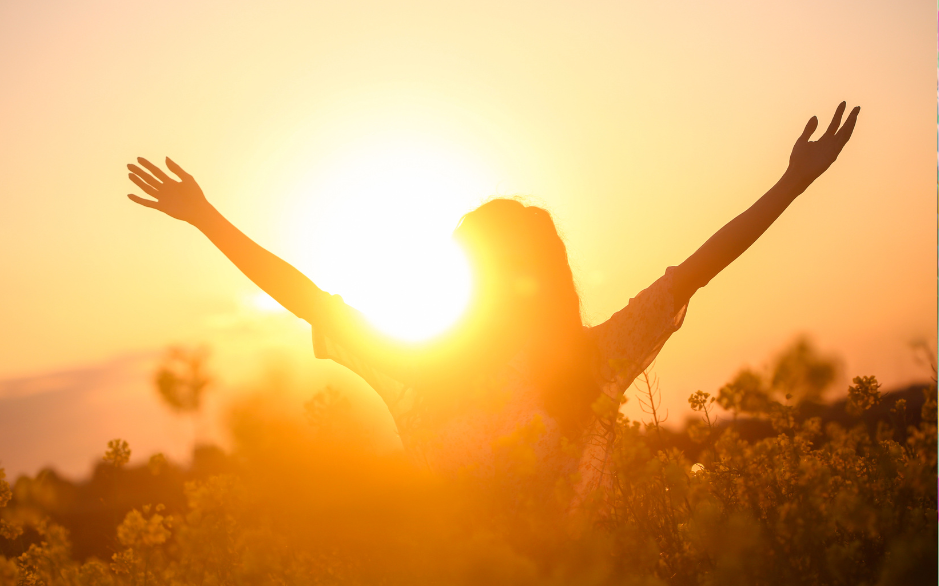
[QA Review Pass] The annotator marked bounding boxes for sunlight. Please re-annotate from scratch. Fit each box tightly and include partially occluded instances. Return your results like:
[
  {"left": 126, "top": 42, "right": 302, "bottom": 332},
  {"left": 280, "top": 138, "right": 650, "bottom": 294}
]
[
  {"left": 286, "top": 135, "right": 495, "bottom": 341},
  {"left": 249, "top": 292, "right": 286, "bottom": 313}
]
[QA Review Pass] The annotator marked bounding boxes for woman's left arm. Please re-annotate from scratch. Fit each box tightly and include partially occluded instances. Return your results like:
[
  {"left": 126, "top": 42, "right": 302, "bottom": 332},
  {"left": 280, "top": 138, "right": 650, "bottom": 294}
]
[{"left": 672, "top": 102, "right": 860, "bottom": 307}]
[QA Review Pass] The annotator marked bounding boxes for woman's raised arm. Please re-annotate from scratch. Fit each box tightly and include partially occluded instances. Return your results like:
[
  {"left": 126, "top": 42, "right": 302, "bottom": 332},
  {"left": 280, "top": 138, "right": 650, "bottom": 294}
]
[
  {"left": 671, "top": 102, "right": 860, "bottom": 307},
  {"left": 126, "top": 157, "right": 323, "bottom": 322}
]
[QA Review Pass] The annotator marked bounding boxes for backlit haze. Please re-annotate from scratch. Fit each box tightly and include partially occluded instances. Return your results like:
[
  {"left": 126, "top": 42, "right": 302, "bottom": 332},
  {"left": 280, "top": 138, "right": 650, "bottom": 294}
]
[{"left": 0, "top": 1, "right": 934, "bottom": 479}]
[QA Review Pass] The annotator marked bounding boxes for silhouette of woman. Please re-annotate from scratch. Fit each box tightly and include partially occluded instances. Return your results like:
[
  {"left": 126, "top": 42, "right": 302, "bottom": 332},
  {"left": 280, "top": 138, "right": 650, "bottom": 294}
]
[{"left": 127, "top": 103, "right": 859, "bottom": 500}]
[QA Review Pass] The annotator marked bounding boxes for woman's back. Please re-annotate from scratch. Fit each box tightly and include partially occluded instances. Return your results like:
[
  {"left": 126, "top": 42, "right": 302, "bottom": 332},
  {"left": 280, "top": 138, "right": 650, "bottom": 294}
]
[{"left": 310, "top": 264, "right": 688, "bottom": 500}]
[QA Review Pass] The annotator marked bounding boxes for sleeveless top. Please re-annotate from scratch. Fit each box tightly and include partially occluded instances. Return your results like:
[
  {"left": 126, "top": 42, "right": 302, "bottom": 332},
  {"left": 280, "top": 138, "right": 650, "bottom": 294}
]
[{"left": 309, "top": 267, "right": 688, "bottom": 501}]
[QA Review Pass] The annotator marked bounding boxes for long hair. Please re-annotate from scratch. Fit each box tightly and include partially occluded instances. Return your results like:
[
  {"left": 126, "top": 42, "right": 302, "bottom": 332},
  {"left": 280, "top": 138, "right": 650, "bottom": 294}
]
[{"left": 445, "top": 198, "right": 600, "bottom": 437}]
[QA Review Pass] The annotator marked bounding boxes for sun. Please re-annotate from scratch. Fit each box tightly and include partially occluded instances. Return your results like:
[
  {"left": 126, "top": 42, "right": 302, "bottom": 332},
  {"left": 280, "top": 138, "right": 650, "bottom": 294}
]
[{"left": 283, "top": 135, "right": 496, "bottom": 342}]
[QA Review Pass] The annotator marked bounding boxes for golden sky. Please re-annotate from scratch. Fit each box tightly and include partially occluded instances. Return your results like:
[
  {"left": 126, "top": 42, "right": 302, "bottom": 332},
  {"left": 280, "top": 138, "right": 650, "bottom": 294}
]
[{"left": 0, "top": 1, "right": 934, "bottom": 475}]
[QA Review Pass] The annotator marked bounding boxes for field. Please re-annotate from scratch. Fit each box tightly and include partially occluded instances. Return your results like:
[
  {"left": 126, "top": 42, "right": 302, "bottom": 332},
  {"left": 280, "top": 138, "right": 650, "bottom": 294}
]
[{"left": 1, "top": 341, "right": 936, "bottom": 585}]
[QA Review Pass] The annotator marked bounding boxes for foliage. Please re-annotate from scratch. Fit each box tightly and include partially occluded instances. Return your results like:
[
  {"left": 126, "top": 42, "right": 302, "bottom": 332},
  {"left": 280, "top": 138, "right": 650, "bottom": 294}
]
[
  {"left": 103, "top": 440, "right": 131, "bottom": 469},
  {"left": 154, "top": 346, "right": 211, "bottom": 414},
  {"left": 716, "top": 337, "right": 839, "bottom": 420},
  {"left": 770, "top": 337, "right": 838, "bottom": 404},
  {"left": 846, "top": 375, "right": 882, "bottom": 415},
  {"left": 0, "top": 349, "right": 935, "bottom": 585}
]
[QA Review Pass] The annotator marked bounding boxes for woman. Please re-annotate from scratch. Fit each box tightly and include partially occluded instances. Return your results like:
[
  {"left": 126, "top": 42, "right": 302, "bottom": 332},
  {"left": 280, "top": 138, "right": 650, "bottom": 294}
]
[{"left": 126, "top": 103, "right": 859, "bottom": 500}]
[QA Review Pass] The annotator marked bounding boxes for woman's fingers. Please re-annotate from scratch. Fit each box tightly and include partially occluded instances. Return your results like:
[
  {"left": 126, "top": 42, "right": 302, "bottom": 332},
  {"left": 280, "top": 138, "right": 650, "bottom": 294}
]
[
  {"left": 835, "top": 106, "right": 860, "bottom": 148},
  {"left": 128, "top": 173, "right": 160, "bottom": 197},
  {"left": 165, "top": 157, "right": 191, "bottom": 181},
  {"left": 127, "top": 193, "right": 160, "bottom": 209},
  {"left": 137, "top": 157, "right": 171, "bottom": 183},
  {"left": 797, "top": 116, "right": 818, "bottom": 143},
  {"left": 823, "top": 101, "right": 846, "bottom": 138},
  {"left": 127, "top": 164, "right": 162, "bottom": 190}
]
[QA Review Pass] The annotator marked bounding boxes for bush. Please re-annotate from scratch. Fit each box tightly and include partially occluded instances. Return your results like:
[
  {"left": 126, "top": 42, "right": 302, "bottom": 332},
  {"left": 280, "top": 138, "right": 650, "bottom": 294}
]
[{"left": 1, "top": 361, "right": 935, "bottom": 585}]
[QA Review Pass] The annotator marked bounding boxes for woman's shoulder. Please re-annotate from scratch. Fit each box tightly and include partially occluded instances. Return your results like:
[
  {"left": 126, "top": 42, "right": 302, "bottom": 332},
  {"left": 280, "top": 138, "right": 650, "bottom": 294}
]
[
  {"left": 587, "top": 267, "right": 685, "bottom": 335},
  {"left": 586, "top": 267, "right": 688, "bottom": 384}
]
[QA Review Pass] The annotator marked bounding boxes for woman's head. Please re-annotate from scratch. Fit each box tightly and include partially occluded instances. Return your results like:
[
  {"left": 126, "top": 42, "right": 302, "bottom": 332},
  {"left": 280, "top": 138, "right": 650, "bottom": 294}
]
[
  {"left": 451, "top": 198, "right": 599, "bottom": 435},
  {"left": 453, "top": 199, "right": 582, "bottom": 336}
]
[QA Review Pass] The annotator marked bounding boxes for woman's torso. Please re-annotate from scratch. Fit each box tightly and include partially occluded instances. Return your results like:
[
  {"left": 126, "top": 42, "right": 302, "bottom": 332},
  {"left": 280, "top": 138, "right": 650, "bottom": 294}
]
[{"left": 311, "top": 266, "right": 688, "bottom": 500}]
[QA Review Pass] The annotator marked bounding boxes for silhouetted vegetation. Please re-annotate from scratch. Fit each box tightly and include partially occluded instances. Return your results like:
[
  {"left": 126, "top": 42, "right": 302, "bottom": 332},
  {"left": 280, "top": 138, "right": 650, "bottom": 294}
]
[{"left": 1, "top": 341, "right": 935, "bottom": 585}]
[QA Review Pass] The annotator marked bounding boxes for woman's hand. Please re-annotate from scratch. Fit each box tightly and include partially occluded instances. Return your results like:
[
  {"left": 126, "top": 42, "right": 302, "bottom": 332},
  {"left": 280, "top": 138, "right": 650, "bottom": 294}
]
[
  {"left": 673, "top": 101, "right": 860, "bottom": 306},
  {"left": 785, "top": 101, "right": 860, "bottom": 190},
  {"left": 127, "top": 157, "right": 213, "bottom": 226}
]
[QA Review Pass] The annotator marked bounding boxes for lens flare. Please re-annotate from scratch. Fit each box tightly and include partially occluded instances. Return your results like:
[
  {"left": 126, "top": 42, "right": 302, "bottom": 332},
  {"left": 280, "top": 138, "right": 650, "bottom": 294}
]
[{"left": 285, "top": 135, "right": 493, "bottom": 341}]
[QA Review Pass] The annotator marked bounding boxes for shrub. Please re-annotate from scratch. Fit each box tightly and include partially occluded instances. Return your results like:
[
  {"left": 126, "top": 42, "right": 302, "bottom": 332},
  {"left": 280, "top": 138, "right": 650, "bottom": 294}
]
[{"left": 0, "top": 363, "right": 935, "bottom": 585}]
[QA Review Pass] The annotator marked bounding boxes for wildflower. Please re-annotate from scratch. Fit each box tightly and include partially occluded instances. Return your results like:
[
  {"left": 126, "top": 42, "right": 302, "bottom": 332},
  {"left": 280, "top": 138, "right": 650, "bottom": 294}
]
[
  {"left": 148, "top": 453, "right": 167, "bottom": 475},
  {"left": 688, "top": 390, "right": 713, "bottom": 412},
  {"left": 116, "top": 506, "right": 171, "bottom": 549},
  {"left": 846, "top": 375, "right": 881, "bottom": 415},
  {"left": 103, "top": 439, "right": 131, "bottom": 467}
]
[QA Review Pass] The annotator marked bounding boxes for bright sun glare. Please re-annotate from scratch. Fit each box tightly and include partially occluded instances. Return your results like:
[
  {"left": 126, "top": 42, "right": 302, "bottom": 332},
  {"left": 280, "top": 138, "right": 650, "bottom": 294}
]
[{"left": 284, "top": 136, "right": 495, "bottom": 342}]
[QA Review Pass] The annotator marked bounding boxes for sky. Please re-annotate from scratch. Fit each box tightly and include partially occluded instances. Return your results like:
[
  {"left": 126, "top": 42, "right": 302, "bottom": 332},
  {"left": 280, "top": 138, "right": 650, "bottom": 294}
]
[{"left": 0, "top": 0, "right": 935, "bottom": 479}]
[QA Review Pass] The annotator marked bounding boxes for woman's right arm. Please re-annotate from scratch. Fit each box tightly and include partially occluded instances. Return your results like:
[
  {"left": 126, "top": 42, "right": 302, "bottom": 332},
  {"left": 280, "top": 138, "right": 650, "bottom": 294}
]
[{"left": 126, "top": 157, "right": 323, "bottom": 322}]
